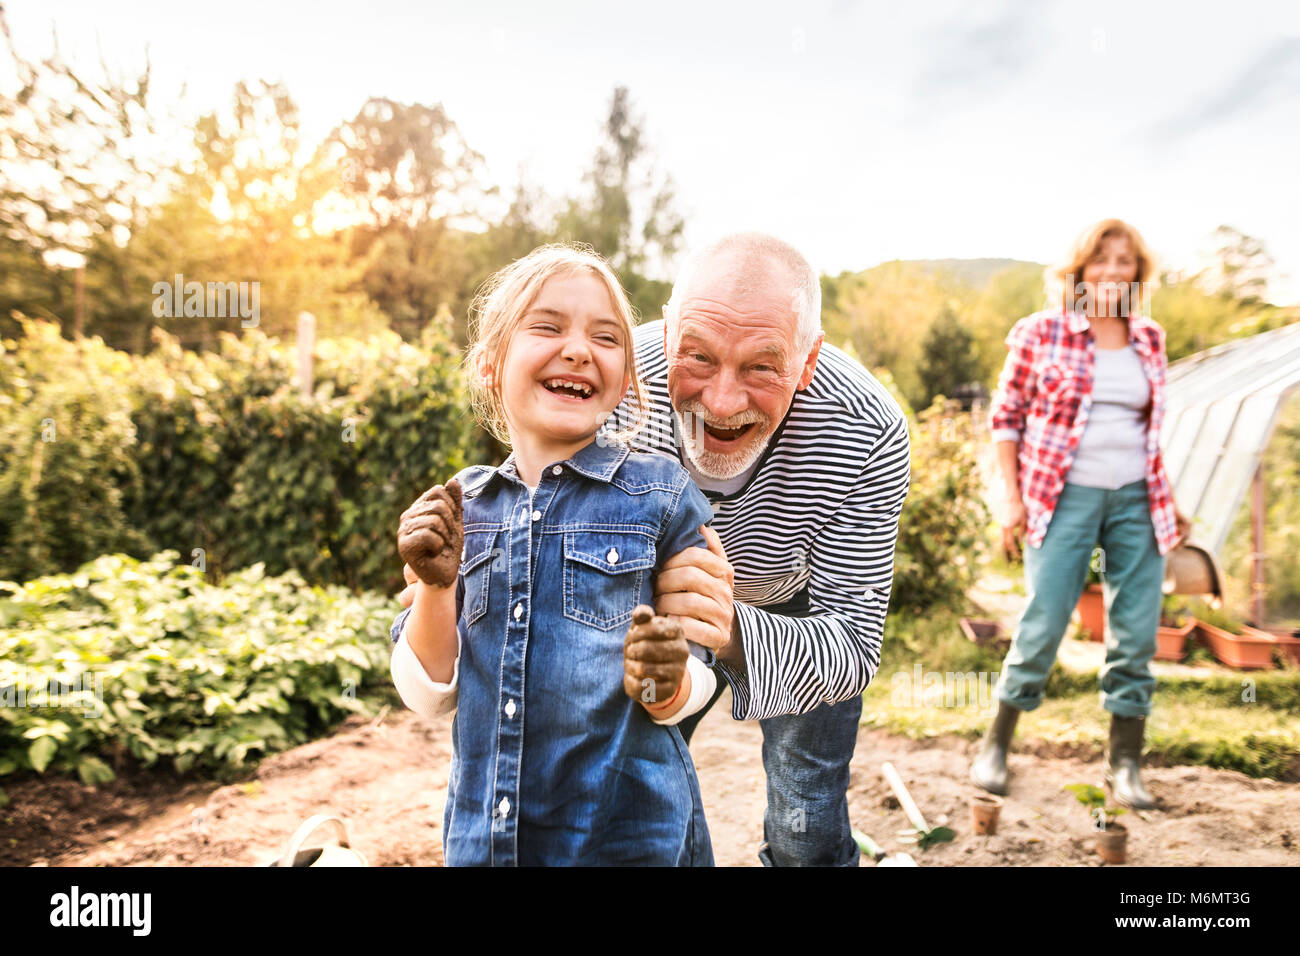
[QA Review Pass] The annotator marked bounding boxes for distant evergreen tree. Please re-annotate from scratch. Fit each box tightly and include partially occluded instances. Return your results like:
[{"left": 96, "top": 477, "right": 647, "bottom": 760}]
[{"left": 919, "top": 304, "right": 981, "bottom": 407}]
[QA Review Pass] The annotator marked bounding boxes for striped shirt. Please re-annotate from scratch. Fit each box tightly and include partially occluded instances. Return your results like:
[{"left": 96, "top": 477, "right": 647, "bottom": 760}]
[{"left": 605, "top": 320, "right": 911, "bottom": 721}]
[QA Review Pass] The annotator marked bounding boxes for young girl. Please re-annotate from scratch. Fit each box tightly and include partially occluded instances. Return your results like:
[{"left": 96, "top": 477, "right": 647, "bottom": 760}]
[{"left": 388, "top": 243, "right": 718, "bottom": 866}]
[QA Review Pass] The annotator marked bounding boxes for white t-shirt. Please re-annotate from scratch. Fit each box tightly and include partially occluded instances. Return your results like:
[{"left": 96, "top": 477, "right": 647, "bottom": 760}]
[{"left": 1065, "top": 344, "right": 1150, "bottom": 490}]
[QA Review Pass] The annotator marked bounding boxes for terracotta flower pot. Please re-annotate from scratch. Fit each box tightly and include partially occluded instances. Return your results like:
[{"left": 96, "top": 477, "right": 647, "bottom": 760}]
[
  {"left": 1195, "top": 621, "right": 1275, "bottom": 670},
  {"left": 1095, "top": 822, "right": 1128, "bottom": 864},
  {"left": 970, "top": 794, "right": 1003, "bottom": 835},
  {"left": 1155, "top": 619, "right": 1195, "bottom": 662},
  {"left": 1074, "top": 584, "right": 1105, "bottom": 642}
]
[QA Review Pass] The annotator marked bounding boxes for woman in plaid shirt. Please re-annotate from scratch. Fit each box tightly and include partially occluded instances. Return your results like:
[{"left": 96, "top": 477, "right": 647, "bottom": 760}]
[{"left": 970, "top": 219, "right": 1190, "bottom": 809}]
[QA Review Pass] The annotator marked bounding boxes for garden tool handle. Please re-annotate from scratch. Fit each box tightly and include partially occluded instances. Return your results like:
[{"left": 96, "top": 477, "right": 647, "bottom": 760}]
[
  {"left": 882, "top": 762, "right": 929, "bottom": 833},
  {"left": 277, "top": 814, "right": 351, "bottom": 867}
]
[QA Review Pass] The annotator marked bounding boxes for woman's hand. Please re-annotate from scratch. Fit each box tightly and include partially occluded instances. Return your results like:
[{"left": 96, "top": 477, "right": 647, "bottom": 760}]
[
  {"left": 398, "top": 479, "right": 463, "bottom": 589},
  {"left": 1174, "top": 509, "right": 1192, "bottom": 548},
  {"left": 1001, "top": 495, "right": 1029, "bottom": 562}
]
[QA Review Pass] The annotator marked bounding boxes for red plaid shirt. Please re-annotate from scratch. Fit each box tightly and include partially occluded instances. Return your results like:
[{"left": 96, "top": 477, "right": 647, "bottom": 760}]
[{"left": 989, "top": 308, "right": 1179, "bottom": 556}]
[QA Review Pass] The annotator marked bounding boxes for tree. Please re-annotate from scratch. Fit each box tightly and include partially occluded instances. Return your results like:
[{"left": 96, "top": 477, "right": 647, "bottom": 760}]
[
  {"left": 0, "top": 9, "right": 172, "bottom": 345},
  {"left": 919, "top": 303, "right": 981, "bottom": 406},
  {"left": 1202, "top": 225, "right": 1275, "bottom": 303},
  {"left": 822, "top": 261, "right": 959, "bottom": 410},
  {"left": 150, "top": 80, "right": 387, "bottom": 344},
  {"left": 553, "top": 87, "right": 685, "bottom": 320},
  {"left": 968, "top": 262, "right": 1045, "bottom": 388},
  {"left": 319, "top": 98, "right": 492, "bottom": 341}
]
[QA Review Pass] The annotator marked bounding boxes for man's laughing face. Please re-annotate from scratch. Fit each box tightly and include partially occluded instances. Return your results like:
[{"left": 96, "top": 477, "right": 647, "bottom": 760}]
[{"left": 664, "top": 253, "right": 823, "bottom": 480}]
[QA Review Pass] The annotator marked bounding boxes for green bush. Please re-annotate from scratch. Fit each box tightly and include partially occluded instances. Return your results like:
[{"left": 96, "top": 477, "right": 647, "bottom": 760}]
[
  {"left": 0, "top": 323, "right": 152, "bottom": 581},
  {"left": 890, "top": 400, "right": 990, "bottom": 613},
  {"left": 0, "top": 551, "right": 398, "bottom": 788},
  {"left": 1, "top": 318, "right": 481, "bottom": 594}
]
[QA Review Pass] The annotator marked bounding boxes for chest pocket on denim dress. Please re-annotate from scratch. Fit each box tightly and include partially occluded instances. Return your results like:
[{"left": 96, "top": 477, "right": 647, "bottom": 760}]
[
  {"left": 562, "top": 530, "right": 655, "bottom": 630},
  {"left": 460, "top": 530, "right": 498, "bottom": 625}
]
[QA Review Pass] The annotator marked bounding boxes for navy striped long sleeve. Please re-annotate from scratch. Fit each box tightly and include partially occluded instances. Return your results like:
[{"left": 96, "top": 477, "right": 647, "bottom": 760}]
[{"left": 609, "top": 321, "right": 911, "bottom": 721}]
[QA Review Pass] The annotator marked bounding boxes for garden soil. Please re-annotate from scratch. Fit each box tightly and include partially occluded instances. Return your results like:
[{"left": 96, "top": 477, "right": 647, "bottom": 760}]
[{"left": 5, "top": 690, "right": 1297, "bottom": 867}]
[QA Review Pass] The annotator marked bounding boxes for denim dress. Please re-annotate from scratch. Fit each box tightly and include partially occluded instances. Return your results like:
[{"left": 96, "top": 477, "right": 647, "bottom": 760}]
[{"left": 391, "top": 438, "right": 716, "bottom": 866}]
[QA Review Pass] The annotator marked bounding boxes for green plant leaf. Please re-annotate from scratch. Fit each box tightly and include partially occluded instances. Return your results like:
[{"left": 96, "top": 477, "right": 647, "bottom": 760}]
[
  {"left": 76, "top": 755, "right": 115, "bottom": 786},
  {"left": 28, "top": 736, "right": 57, "bottom": 774}
]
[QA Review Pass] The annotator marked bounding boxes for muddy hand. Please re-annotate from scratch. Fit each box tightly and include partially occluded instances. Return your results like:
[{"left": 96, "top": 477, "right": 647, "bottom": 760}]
[
  {"left": 397, "top": 478, "right": 464, "bottom": 588},
  {"left": 622, "top": 604, "right": 688, "bottom": 706}
]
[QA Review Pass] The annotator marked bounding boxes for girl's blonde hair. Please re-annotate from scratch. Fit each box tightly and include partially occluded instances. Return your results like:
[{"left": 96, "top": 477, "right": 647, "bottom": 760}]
[
  {"left": 1047, "top": 218, "right": 1160, "bottom": 316},
  {"left": 464, "top": 242, "right": 648, "bottom": 447}
]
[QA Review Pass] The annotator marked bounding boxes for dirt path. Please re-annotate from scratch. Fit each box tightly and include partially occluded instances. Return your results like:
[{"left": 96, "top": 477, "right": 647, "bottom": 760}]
[{"left": 6, "top": 690, "right": 1297, "bottom": 867}]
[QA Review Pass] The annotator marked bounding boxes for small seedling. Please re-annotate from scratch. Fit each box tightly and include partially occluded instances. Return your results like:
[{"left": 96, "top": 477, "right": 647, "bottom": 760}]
[{"left": 1063, "top": 783, "right": 1127, "bottom": 830}]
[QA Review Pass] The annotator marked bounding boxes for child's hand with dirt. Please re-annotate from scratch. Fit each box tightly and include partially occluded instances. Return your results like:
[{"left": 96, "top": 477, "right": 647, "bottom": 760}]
[
  {"left": 623, "top": 605, "right": 689, "bottom": 713},
  {"left": 398, "top": 478, "right": 464, "bottom": 589}
]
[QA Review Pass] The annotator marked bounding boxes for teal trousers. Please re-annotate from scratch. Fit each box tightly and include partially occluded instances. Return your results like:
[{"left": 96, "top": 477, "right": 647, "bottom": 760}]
[{"left": 996, "top": 479, "right": 1165, "bottom": 718}]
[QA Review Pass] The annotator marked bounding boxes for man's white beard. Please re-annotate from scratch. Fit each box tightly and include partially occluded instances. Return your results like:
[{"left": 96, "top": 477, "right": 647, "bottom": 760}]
[{"left": 675, "top": 402, "right": 772, "bottom": 480}]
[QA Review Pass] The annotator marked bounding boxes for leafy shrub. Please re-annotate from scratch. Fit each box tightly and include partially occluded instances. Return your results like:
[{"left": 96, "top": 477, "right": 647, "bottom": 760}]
[
  {"left": 1, "top": 318, "right": 481, "bottom": 593},
  {"left": 0, "top": 551, "right": 398, "bottom": 788},
  {"left": 890, "top": 400, "right": 990, "bottom": 613},
  {"left": 0, "top": 322, "right": 152, "bottom": 582}
]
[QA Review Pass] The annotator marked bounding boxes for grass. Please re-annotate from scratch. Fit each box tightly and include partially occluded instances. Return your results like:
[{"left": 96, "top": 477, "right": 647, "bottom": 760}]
[
  {"left": 978, "top": 547, "right": 1028, "bottom": 596},
  {"left": 869, "top": 609, "right": 1300, "bottom": 779}
]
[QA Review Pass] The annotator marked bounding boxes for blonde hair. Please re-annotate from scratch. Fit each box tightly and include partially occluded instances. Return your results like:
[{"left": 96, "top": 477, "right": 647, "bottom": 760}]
[
  {"left": 1048, "top": 218, "right": 1160, "bottom": 316},
  {"left": 464, "top": 242, "right": 648, "bottom": 447}
]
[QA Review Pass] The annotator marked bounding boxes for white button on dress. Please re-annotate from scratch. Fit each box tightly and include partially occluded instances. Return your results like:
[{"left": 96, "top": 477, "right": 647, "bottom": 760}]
[
  {"left": 505, "top": 699, "right": 516, "bottom": 718},
  {"left": 552, "top": 465, "right": 562, "bottom": 476},
  {"left": 607, "top": 547, "right": 619, "bottom": 564},
  {"left": 531, "top": 509, "right": 542, "bottom": 521},
  {"left": 498, "top": 797, "right": 510, "bottom": 817},
  {"left": 513, "top": 602, "right": 523, "bottom": 620}
]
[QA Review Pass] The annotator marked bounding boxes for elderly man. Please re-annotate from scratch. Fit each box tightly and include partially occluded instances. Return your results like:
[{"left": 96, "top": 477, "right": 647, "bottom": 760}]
[
  {"left": 397, "top": 233, "right": 909, "bottom": 866},
  {"left": 602, "top": 232, "right": 910, "bottom": 866}
]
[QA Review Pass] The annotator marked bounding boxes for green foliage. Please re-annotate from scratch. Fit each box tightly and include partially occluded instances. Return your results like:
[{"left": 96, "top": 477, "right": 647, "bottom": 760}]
[
  {"left": 1, "top": 319, "right": 480, "bottom": 594},
  {"left": 823, "top": 261, "right": 964, "bottom": 410},
  {"left": 890, "top": 402, "right": 990, "bottom": 613},
  {"left": 1162, "top": 593, "right": 1191, "bottom": 627},
  {"left": 0, "top": 552, "right": 397, "bottom": 782},
  {"left": 918, "top": 303, "right": 981, "bottom": 407},
  {"left": 0, "top": 22, "right": 166, "bottom": 344},
  {"left": 897, "top": 824, "right": 955, "bottom": 850},
  {"left": 0, "top": 322, "right": 152, "bottom": 581},
  {"left": 1220, "top": 395, "right": 1300, "bottom": 626},
  {"left": 1186, "top": 598, "right": 1245, "bottom": 635},
  {"left": 1063, "top": 782, "right": 1126, "bottom": 826},
  {"left": 1152, "top": 278, "right": 1291, "bottom": 364}
]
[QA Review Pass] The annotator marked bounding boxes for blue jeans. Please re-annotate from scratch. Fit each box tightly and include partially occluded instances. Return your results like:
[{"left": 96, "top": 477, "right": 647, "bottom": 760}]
[
  {"left": 679, "top": 681, "right": 862, "bottom": 867},
  {"left": 996, "top": 480, "right": 1165, "bottom": 718}
]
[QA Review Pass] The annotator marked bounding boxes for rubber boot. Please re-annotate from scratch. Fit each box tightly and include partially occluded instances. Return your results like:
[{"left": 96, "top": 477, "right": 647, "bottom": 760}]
[
  {"left": 1105, "top": 714, "right": 1158, "bottom": 810},
  {"left": 970, "top": 701, "right": 1021, "bottom": 796}
]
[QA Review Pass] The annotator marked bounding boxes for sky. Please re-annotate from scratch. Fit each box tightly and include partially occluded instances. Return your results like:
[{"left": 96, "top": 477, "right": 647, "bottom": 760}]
[{"left": 6, "top": 0, "right": 1299, "bottom": 302}]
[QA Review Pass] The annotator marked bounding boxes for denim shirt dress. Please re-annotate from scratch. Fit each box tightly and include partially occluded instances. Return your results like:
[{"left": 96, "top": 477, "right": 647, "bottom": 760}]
[{"left": 390, "top": 438, "right": 716, "bottom": 866}]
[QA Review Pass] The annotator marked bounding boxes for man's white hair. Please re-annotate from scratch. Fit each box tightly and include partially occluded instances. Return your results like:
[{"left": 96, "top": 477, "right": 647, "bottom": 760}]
[{"left": 664, "top": 232, "right": 822, "bottom": 358}]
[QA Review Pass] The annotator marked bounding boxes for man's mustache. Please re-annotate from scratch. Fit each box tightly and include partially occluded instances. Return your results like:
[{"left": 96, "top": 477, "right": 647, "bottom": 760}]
[{"left": 678, "top": 401, "right": 770, "bottom": 430}]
